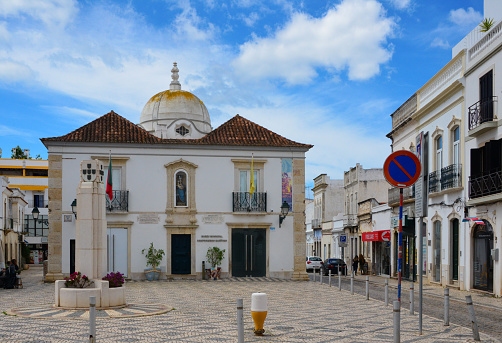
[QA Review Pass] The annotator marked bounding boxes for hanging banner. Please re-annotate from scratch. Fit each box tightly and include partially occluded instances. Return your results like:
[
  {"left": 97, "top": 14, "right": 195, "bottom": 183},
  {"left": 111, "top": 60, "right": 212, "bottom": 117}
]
[{"left": 281, "top": 158, "right": 293, "bottom": 211}]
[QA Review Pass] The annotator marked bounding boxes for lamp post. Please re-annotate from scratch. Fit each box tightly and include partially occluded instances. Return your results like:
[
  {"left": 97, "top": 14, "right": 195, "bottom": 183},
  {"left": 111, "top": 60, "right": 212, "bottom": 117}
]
[
  {"left": 279, "top": 201, "right": 290, "bottom": 228},
  {"left": 71, "top": 199, "right": 77, "bottom": 219}
]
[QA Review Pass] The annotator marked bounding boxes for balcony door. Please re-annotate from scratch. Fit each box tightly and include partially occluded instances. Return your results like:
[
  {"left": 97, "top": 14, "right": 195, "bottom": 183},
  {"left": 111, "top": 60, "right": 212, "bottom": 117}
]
[
  {"left": 232, "top": 229, "right": 266, "bottom": 277},
  {"left": 480, "top": 70, "right": 493, "bottom": 122}
]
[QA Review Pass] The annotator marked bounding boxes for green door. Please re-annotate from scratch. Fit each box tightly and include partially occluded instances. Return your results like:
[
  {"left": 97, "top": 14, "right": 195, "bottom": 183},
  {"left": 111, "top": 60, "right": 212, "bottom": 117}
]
[
  {"left": 232, "top": 229, "right": 266, "bottom": 277},
  {"left": 172, "top": 234, "right": 191, "bottom": 274},
  {"left": 452, "top": 219, "right": 459, "bottom": 280}
]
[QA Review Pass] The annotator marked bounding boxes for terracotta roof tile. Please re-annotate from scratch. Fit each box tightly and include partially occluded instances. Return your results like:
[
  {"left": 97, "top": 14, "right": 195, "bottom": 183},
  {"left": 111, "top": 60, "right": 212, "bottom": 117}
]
[
  {"left": 41, "top": 112, "right": 313, "bottom": 150},
  {"left": 41, "top": 111, "right": 161, "bottom": 144}
]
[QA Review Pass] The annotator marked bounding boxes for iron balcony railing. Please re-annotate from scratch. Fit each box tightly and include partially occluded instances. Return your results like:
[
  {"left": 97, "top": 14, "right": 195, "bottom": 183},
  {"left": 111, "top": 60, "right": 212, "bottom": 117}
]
[
  {"left": 469, "top": 170, "right": 502, "bottom": 199},
  {"left": 468, "top": 96, "right": 497, "bottom": 130},
  {"left": 388, "top": 185, "right": 415, "bottom": 206},
  {"left": 429, "top": 164, "right": 462, "bottom": 193},
  {"left": 106, "top": 190, "right": 128, "bottom": 212},
  {"left": 232, "top": 192, "right": 267, "bottom": 212}
]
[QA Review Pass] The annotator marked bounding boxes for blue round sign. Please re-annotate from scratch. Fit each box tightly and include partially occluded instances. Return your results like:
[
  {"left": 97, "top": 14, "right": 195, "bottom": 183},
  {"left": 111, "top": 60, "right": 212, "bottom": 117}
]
[{"left": 383, "top": 150, "right": 421, "bottom": 187}]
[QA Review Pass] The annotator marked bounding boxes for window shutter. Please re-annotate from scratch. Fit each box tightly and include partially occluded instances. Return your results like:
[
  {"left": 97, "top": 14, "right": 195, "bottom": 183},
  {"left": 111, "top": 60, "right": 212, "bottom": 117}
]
[{"left": 470, "top": 148, "right": 483, "bottom": 178}]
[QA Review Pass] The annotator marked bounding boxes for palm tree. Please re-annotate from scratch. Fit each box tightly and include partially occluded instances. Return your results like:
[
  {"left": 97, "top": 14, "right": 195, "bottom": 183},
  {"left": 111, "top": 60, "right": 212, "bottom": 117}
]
[{"left": 479, "top": 18, "right": 495, "bottom": 33}]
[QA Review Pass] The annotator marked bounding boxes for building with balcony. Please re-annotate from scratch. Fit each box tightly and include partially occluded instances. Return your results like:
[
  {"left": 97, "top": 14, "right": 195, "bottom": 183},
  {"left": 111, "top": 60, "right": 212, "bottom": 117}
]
[
  {"left": 42, "top": 64, "right": 312, "bottom": 281},
  {"left": 311, "top": 174, "right": 344, "bottom": 260},
  {"left": 343, "top": 164, "right": 390, "bottom": 272},
  {"left": 0, "top": 158, "right": 48, "bottom": 266},
  {"left": 0, "top": 176, "right": 28, "bottom": 268},
  {"left": 461, "top": 0, "right": 502, "bottom": 296}
]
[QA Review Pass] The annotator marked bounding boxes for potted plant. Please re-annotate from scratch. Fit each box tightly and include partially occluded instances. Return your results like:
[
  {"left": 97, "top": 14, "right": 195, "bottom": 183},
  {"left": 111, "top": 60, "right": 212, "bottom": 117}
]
[
  {"left": 206, "top": 247, "right": 225, "bottom": 280},
  {"left": 142, "top": 243, "right": 165, "bottom": 280}
]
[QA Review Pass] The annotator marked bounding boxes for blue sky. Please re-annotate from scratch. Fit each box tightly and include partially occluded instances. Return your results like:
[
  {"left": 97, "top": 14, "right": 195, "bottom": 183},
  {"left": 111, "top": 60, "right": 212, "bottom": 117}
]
[{"left": 0, "top": 0, "right": 484, "bottom": 188}]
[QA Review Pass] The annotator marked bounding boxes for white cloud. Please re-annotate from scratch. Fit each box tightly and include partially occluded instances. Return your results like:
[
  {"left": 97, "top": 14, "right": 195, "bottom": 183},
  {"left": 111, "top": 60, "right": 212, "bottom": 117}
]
[
  {"left": 233, "top": 0, "right": 395, "bottom": 84},
  {"left": 0, "top": 0, "right": 77, "bottom": 27},
  {"left": 449, "top": 7, "right": 482, "bottom": 27},
  {"left": 431, "top": 37, "right": 450, "bottom": 49},
  {"left": 0, "top": 60, "right": 34, "bottom": 82},
  {"left": 0, "top": 124, "right": 28, "bottom": 136},
  {"left": 388, "top": 0, "right": 411, "bottom": 10},
  {"left": 243, "top": 12, "right": 259, "bottom": 27}
]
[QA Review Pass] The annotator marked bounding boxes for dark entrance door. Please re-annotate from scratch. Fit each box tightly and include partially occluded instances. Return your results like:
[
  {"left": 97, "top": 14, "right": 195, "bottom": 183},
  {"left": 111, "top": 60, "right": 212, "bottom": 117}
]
[
  {"left": 473, "top": 223, "right": 493, "bottom": 292},
  {"left": 232, "top": 229, "right": 266, "bottom": 277},
  {"left": 171, "top": 234, "right": 191, "bottom": 274},
  {"left": 452, "top": 219, "right": 459, "bottom": 281},
  {"left": 70, "top": 239, "right": 75, "bottom": 275}
]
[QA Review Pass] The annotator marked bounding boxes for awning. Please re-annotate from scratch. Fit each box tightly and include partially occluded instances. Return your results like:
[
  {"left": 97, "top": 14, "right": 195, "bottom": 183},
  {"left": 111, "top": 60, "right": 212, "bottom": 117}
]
[{"left": 362, "top": 230, "right": 391, "bottom": 242}]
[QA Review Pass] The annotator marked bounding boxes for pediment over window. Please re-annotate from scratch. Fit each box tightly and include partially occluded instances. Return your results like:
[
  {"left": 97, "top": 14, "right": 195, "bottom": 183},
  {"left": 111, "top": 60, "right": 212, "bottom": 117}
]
[
  {"left": 447, "top": 116, "right": 461, "bottom": 131},
  {"left": 431, "top": 126, "right": 444, "bottom": 141}
]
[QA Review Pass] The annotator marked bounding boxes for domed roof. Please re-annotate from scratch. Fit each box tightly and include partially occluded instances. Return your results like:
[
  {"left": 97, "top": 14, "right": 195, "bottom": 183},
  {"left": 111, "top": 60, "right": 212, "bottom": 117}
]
[{"left": 138, "top": 63, "right": 212, "bottom": 139}]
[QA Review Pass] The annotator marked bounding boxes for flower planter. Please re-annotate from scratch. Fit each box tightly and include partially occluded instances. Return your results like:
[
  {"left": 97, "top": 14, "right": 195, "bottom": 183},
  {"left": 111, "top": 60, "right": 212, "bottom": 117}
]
[
  {"left": 144, "top": 268, "right": 161, "bottom": 281},
  {"left": 55, "top": 279, "right": 126, "bottom": 309}
]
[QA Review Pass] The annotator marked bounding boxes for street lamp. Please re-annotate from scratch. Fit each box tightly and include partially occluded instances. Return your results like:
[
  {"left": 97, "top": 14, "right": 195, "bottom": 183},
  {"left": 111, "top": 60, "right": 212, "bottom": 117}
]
[
  {"left": 71, "top": 199, "right": 77, "bottom": 219},
  {"left": 32, "top": 206, "right": 40, "bottom": 220},
  {"left": 279, "top": 201, "right": 290, "bottom": 228}
]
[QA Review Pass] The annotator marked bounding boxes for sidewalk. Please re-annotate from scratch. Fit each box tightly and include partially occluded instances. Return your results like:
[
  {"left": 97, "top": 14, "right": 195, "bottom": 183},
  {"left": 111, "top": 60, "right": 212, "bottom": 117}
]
[
  {"left": 348, "top": 272, "right": 502, "bottom": 310},
  {"left": 1, "top": 267, "right": 499, "bottom": 342}
]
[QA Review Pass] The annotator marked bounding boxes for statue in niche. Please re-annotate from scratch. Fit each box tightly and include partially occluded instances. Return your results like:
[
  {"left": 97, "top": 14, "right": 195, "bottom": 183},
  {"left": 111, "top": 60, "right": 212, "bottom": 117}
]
[{"left": 176, "top": 172, "right": 187, "bottom": 206}]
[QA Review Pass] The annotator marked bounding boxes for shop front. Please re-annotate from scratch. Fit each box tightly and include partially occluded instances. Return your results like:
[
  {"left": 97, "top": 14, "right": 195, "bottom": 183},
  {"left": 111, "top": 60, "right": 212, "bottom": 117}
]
[
  {"left": 363, "top": 230, "right": 391, "bottom": 276},
  {"left": 391, "top": 215, "right": 416, "bottom": 281}
]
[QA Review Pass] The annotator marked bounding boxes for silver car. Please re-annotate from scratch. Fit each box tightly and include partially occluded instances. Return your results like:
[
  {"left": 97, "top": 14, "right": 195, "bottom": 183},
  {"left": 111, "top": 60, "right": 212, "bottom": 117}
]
[{"left": 306, "top": 256, "right": 323, "bottom": 272}]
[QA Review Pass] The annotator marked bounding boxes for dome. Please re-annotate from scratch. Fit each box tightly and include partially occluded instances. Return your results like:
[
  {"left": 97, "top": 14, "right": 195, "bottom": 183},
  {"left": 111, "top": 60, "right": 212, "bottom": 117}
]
[{"left": 138, "top": 63, "right": 212, "bottom": 139}]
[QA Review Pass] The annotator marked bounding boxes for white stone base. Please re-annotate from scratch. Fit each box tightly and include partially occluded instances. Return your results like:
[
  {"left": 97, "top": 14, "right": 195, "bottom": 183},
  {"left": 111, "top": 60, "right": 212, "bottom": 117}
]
[{"left": 55, "top": 279, "right": 126, "bottom": 309}]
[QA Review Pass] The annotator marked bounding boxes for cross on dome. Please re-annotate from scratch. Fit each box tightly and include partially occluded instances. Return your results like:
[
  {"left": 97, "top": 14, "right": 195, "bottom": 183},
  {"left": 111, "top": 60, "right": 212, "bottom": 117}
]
[{"left": 170, "top": 62, "right": 181, "bottom": 90}]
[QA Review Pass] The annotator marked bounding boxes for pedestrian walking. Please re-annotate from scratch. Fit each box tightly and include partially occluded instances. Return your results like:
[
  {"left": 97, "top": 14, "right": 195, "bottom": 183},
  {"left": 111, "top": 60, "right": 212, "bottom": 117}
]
[
  {"left": 352, "top": 255, "right": 358, "bottom": 276},
  {"left": 359, "top": 254, "right": 365, "bottom": 275}
]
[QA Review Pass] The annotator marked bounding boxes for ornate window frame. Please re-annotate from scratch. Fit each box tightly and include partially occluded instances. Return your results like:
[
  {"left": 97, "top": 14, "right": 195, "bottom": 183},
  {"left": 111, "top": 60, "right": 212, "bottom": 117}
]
[
  {"left": 174, "top": 169, "right": 188, "bottom": 207},
  {"left": 164, "top": 159, "right": 198, "bottom": 224}
]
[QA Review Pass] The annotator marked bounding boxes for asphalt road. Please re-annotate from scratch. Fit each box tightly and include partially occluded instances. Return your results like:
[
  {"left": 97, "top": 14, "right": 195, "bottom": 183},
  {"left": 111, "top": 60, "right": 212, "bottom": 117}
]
[{"left": 309, "top": 273, "right": 502, "bottom": 340}]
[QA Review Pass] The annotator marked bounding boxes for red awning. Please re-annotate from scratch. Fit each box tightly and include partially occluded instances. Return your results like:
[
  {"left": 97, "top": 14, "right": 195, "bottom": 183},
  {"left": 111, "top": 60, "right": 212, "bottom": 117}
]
[{"left": 362, "top": 230, "right": 391, "bottom": 242}]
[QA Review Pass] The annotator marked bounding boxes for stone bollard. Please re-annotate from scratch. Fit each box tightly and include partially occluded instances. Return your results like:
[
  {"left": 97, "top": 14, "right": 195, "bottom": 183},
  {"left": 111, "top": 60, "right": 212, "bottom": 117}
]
[
  {"left": 89, "top": 296, "right": 96, "bottom": 343},
  {"left": 444, "top": 288, "right": 449, "bottom": 326},
  {"left": 329, "top": 270, "right": 332, "bottom": 287},
  {"left": 393, "top": 301, "right": 400, "bottom": 343},
  {"left": 351, "top": 272, "right": 354, "bottom": 295},
  {"left": 410, "top": 282, "right": 414, "bottom": 315},
  {"left": 366, "top": 276, "right": 369, "bottom": 300},
  {"left": 385, "top": 279, "right": 389, "bottom": 306},
  {"left": 237, "top": 299, "right": 244, "bottom": 343},
  {"left": 465, "top": 295, "right": 480, "bottom": 341}
]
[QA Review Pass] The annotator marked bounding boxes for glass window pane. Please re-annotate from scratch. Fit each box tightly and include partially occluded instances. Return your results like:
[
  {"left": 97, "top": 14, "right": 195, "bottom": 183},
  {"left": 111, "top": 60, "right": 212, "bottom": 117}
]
[{"left": 240, "top": 171, "right": 247, "bottom": 192}]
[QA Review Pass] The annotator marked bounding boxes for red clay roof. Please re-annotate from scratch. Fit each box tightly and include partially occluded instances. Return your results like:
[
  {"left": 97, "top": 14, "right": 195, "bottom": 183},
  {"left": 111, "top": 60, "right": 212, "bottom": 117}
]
[
  {"left": 41, "top": 111, "right": 161, "bottom": 144},
  {"left": 41, "top": 111, "right": 312, "bottom": 149}
]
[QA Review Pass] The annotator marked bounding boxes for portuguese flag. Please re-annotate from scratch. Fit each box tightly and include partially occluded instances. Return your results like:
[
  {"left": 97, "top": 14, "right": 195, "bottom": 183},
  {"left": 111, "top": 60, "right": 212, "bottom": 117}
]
[{"left": 106, "top": 154, "right": 113, "bottom": 200}]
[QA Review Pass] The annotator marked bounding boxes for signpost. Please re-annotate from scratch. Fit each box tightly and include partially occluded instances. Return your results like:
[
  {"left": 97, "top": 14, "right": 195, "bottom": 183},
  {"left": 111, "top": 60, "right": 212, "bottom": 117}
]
[
  {"left": 383, "top": 150, "right": 421, "bottom": 306},
  {"left": 339, "top": 234, "right": 348, "bottom": 247}
]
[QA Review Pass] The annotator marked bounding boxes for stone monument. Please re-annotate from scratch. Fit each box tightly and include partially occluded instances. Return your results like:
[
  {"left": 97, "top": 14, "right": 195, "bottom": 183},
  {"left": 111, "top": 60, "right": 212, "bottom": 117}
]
[{"left": 55, "top": 160, "right": 125, "bottom": 308}]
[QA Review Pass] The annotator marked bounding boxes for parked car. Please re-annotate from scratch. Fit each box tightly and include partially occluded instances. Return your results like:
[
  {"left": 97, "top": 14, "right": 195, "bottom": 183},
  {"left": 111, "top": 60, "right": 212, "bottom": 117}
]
[
  {"left": 321, "top": 258, "right": 347, "bottom": 276},
  {"left": 306, "top": 256, "right": 323, "bottom": 272}
]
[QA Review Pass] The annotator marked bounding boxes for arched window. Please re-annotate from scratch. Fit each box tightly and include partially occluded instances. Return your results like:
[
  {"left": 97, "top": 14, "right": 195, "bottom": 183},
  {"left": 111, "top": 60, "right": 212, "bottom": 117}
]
[
  {"left": 175, "top": 170, "right": 188, "bottom": 207},
  {"left": 452, "top": 127, "right": 459, "bottom": 167},
  {"left": 434, "top": 220, "right": 441, "bottom": 282}
]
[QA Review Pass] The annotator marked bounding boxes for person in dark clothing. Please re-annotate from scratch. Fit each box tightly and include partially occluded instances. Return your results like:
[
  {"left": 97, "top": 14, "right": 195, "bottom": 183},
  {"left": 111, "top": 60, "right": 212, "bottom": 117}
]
[
  {"left": 11, "top": 259, "right": 19, "bottom": 272},
  {"left": 352, "top": 256, "right": 359, "bottom": 276},
  {"left": 359, "top": 254, "right": 365, "bottom": 275},
  {"left": 0, "top": 261, "right": 15, "bottom": 288}
]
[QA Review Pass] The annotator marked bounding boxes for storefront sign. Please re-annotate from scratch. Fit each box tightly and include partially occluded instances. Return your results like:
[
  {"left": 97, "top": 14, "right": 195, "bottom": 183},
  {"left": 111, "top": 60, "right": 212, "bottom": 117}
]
[{"left": 362, "top": 230, "right": 391, "bottom": 241}]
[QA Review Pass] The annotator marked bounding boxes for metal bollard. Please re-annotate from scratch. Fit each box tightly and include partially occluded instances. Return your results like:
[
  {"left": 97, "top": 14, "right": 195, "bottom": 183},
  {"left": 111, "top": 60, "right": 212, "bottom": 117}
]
[
  {"left": 338, "top": 270, "right": 342, "bottom": 291},
  {"left": 202, "top": 261, "right": 206, "bottom": 280},
  {"left": 444, "top": 288, "right": 449, "bottom": 326},
  {"left": 410, "top": 283, "right": 414, "bottom": 315},
  {"left": 393, "top": 301, "right": 400, "bottom": 343},
  {"left": 313, "top": 269, "right": 316, "bottom": 282},
  {"left": 385, "top": 279, "right": 389, "bottom": 306},
  {"left": 89, "top": 296, "right": 96, "bottom": 343},
  {"left": 350, "top": 272, "right": 354, "bottom": 295},
  {"left": 329, "top": 270, "right": 332, "bottom": 287},
  {"left": 320, "top": 269, "right": 323, "bottom": 284},
  {"left": 365, "top": 276, "right": 369, "bottom": 300},
  {"left": 466, "top": 295, "right": 480, "bottom": 341},
  {"left": 237, "top": 299, "right": 244, "bottom": 343}
]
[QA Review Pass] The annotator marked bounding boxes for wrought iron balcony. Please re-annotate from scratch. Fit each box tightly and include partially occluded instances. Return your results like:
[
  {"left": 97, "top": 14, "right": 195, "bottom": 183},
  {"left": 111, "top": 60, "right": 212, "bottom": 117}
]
[
  {"left": 388, "top": 186, "right": 415, "bottom": 206},
  {"left": 232, "top": 192, "right": 267, "bottom": 212},
  {"left": 429, "top": 164, "right": 462, "bottom": 194},
  {"left": 440, "top": 164, "right": 461, "bottom": 190},
  {"left": 468, "top": 96, "right": 497, "bottom": 130},
  {"left": 469, "top": 170, "right": 502, "bottom": 199},
  {"left": 106, "top": 190, "right": 128, "bottom": 212}
]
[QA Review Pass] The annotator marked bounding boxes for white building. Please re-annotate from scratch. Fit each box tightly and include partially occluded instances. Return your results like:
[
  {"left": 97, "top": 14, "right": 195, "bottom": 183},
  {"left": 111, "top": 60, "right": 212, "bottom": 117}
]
[
  {"left": 0, "top": 158, "right": 49, "bottom": 265},
  {"left": 42, "top": 64, "right": 312, "bottom": 281}
]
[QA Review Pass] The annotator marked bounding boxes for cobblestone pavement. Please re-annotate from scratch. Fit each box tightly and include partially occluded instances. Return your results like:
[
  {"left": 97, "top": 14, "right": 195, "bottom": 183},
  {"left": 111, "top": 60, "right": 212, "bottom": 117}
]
[{"left": 0, "top": 266, "right": 499, "bottom": 342}]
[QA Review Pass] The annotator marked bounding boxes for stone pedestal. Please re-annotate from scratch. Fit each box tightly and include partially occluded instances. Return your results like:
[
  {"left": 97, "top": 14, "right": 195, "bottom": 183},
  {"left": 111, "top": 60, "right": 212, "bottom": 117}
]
[{"left": 75, "top": 180, "right": 107, "bottom": 279}]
